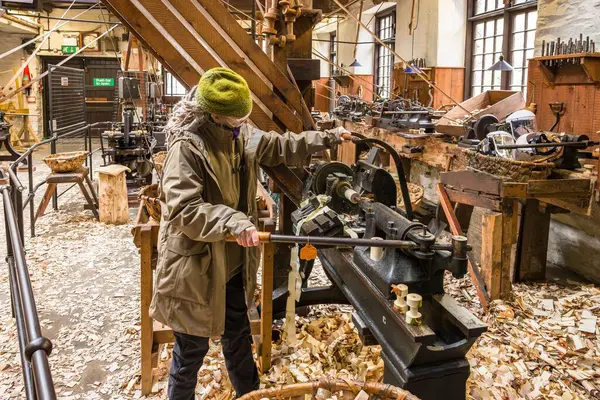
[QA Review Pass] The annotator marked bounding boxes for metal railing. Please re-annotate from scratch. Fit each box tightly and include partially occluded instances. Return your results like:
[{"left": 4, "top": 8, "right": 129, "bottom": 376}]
[
  {"left": 1, "top": 168, "right": 56, "bottom": 400},
  {"left": 1, "top": 121, "right": 109, "bottom": 398}
]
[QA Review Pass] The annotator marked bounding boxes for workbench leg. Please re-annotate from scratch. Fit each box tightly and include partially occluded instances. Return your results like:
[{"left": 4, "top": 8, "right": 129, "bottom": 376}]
[
  {"left": 140, "top": 227, "right": 153, "bottom": 396},
  {"left": 85, "top": 175, "right": 99, "bottom": 208},
  {"left": 481, "top": 211, "right": 503, "bottom": 300},
  {"left": 501, "top": 200, "right": 519, "bottom": 298},
  {"left": 78, "top": 182, "right": 99, "bottom": 219},
  {"left": 516, "top": 199, "right": 551, "bottom": 282},
  {"left": 259, "top": 242, "right": 275, "bottom": 373},
  {"left": 35, "top": 183, "right": 57, "bottom": 221}
]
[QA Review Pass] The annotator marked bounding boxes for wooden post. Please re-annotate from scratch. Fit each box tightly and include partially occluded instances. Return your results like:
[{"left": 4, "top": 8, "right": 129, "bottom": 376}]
[
  {"left": 96, "top": 165, "right": 130, "bottom": 224},
  {"left": 481, "top": 211, "right": 503, "bottom": 300},
  {"left": 516, "top": 199, "right": 550, "bottom": 281},
  {"left": 260, "top": 241, "right": 275, "bottom": 372},
  {"left": 140, "top": 225, "right": 153, "bottom": 395}
]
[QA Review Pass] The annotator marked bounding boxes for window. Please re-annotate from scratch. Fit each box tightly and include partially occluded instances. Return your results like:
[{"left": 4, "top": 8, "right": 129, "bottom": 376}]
[
  {"left": 165, "top": 71, "right": 186, "bottom": 97},
  {"left": 375, "top": 10, "right": 395, "bottom": 99},
  {"left": 330, "top": 32, "right": 337, "bottom": 76},
  {"left": 467, "top": 0, "right": 537, "bottom": 97}
]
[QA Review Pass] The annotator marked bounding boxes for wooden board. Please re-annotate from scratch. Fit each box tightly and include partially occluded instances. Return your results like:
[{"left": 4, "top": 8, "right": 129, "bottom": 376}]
[
  {"left": 516, "top": 199, "right": 551, "bottom": 282},
  {"left": 481, "top": 211, "right": 503, "bottom": 300},
  {"left": 392, "top": 66, "right": 465, "bottom": 110}
]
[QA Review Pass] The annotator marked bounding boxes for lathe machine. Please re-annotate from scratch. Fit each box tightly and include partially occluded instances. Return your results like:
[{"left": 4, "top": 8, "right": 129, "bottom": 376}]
[{"left": 270, "top": 142, "right": 486, "bottom": 400}]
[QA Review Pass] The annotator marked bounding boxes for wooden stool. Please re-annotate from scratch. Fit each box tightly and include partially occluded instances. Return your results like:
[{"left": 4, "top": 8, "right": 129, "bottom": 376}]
[{"left": 35, "top": 167, "right": 99, "bottom": 221}]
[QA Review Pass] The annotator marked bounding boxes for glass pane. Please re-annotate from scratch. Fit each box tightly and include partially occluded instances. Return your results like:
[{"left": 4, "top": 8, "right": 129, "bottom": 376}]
[
  {"left": 483, "top": 71, "right": 492, "bottom": 86},
  {"left": 475, "top": 0, "right": 486, "bottom": 15},
  {"left": 485, "top": 37, "right": 494, "bottom": 53},
  {"left": 484, "top": 54, "right": 494, "bottom": 69},
  {"left": 474, "top": 22, "right": 485, "bottom": 40},
  {"left": 493, "top": 71, "right": 502, "bottom": 86},
  {"left": 513, "top": 13, "right": 526, "bottom": 32},
  {"left": 513, "top": 32, "right": 525, "bottom": 50},
  {"left": 526, "top": 31, "right": 535, "bottom": 49},
  {"left": 495, "top": 38, "right": 503, "bottom": 52},
  {"left": 511, "top": 68, "right": 524, "bottom": 86},
  {"left": 485, "top": 20, "right": 495, "bottom": 36},
  {"left": 496, "top": 18, "right": 504, "bottom": 35},
  {"left": 512, "top": 50, "right": 524, "bottom": 67},
  {"left": 473, "top": 86, "right": 483, "bottom": 96},
  {"left": 474, "top": 55, "right": 484, "bottom": 70},
  {"left": 474, "top": 39, "right": 485, "bottom": 55},
  {"left": 527, "top": 11, "right": 538, "bottom": 29},
  {"left": 473, "top": 71, "right": 483, "bottom": 86}
]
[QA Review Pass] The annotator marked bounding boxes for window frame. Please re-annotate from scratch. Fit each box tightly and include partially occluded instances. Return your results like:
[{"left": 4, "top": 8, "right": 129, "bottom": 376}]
[
  {"left": 163, "top": 70, "right": 187, "bottom": 101},
  {"left": 374, "top": 8, "right": 396, "bottom": 100},
  {"left": 464, "top": 0, "right": 538, "bottom": 98},
  {"left": 330, "top": 31, "right": 337, "bottom": 77}
]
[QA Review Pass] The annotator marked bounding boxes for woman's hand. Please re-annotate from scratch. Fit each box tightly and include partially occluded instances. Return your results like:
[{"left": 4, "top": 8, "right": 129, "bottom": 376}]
[{"left": 236, "top": 226, "right": 260, "bottom": 247}]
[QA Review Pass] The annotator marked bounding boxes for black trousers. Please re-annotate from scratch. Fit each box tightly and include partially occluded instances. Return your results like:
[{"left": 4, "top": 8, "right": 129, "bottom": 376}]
[{"left": 168, "top": 272, "right": 259, "bottom": 400}]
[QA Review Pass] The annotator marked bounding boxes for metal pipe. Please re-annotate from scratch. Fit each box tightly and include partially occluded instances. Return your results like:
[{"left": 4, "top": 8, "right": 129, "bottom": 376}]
[
  {"left": 7, "top": 257, "right": 37, "bottom": 400},
  {"left": 226, "top": 232, "right": 419, "bottom": 249},
  {"left": 6, "top": 12, "right": 121, "bottom": 25}
]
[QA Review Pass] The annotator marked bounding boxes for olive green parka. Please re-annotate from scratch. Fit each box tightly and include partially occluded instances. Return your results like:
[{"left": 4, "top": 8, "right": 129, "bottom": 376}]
[{"left": 149, "top": 88, "right": 341, "bottom": 337}]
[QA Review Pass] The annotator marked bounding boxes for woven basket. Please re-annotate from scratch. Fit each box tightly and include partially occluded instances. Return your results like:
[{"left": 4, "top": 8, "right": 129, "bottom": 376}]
[
  {"left": 43, "top": 151, "right": 88, "bottom": 173},
  {"left": 239, "top": 378, "right": 420, "bottom": 400},
  {"left": 154, "top": 151, "right": 167, "bottom": 174},
  {"left": 139, "top": 184, "right": 161, "bottom": 221},
  {"left": 464, "top": 150, "right": 554, "bottom": 182}
]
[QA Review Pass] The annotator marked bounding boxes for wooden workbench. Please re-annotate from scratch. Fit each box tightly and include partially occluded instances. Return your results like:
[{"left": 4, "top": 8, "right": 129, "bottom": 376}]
[{"left": 339, "top": 120, "right": 598, "bottom": 300}]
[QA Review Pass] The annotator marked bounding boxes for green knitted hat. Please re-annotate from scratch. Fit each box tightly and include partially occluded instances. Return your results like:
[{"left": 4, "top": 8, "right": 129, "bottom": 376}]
[{"left": 196, "top": 68, "right": 252, "bottom": 118}]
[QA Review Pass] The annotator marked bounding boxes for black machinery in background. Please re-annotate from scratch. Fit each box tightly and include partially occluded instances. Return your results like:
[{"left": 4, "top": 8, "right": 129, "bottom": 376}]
[
  {"left": 100, "top": 75, "right": 168, "bottom": 188},
  {"left": 272, "top": 140, "right": 486, "bottom": 400},
  {"left": 373, "top": 98, "right": 445, "bottom": 133},
  {"left": 332, "top": 95, "right": 374, "bottom": 122}
]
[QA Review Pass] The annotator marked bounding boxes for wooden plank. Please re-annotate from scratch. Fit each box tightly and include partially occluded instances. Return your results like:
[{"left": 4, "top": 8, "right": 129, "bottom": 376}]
[
  {"left": 444, "top": 188, "right": 502, "bottom": 212},
  {"left": 192, "top": 0, "right": 305, "bottom": 116},
  {"left": 436, "top": 184, "right": 490, "bottom": 309},
  {"left": 260, "top": 242, "right": 275, "bottom": 372},
  {"left": 481, "top": 211, "right": 503, "bottom": 300},
  {"left": 527, "top": 179, "right": 592, "bottom": 196},
  {"left": 338, "top": 140, "right": 357, "bottom": 166},
  {"left": 158, "top": 0, "right": 303, "bottom": 133},
  {"left": 516, "top": 199, "right": 550, "bottom": 282},
  {"left": 140, "top": 226, "right": 154, "bottom": 396},
  {"left": 440, "top": 170, "right": 503, "bottom": 196},
  {"left": 152, "top": 321, "right": 175, "bottom": 344}
]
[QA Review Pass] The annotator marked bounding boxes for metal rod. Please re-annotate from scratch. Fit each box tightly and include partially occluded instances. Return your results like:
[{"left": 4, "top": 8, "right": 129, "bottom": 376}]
[
  {"left": 497, "top": 141, "right": 599, "bottom": 149},
  {"left": 226, "top": 232, "right": 419, "bottom": 249}
]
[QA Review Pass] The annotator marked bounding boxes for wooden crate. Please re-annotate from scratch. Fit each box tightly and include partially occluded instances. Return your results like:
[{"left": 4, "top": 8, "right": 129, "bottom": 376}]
[{"left": 435, "top": 90, "right": 525, "bottom": 137}]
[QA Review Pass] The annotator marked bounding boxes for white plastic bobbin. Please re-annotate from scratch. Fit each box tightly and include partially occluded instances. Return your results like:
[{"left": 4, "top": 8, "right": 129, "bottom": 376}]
[
  {"left": 392, "top": 284, "right": 409, "bottom": 313},
  {"left": 369, "top": 237, "right": 384, "bottom": 261},
  {"left": 406, "top": 293, "right": 423, "bottom": 326}
]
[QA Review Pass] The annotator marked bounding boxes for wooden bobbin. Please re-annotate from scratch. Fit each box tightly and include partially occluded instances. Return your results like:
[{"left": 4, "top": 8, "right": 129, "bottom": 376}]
[
  {"left": 406, "top": 293, "right": 423, "bottom": 326},
  {"left": 391, "top": 284, "right": 409, "bottom": 313}
]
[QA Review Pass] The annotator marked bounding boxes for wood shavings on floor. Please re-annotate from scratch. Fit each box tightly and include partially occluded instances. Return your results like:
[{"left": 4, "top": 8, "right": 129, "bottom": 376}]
[
  {"left": 1, "top": 149, "right": 600, "bottom": 399},
  {"left": 445, "top": 273, "right": 600, "bottom": 400}
]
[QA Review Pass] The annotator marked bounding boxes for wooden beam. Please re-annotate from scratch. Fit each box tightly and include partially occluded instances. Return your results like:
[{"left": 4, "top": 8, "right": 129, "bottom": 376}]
[
  {"left": 436, "top": 184, "right": 490, "bottom": 309},
  {"left": 500, "top": 199, "right": 518, "bottom": 298},
  {"left": 193, "top": 0, "right": 306, "bottom": 117},
  {"left": 260, "top": 241, "right": 275, "bottom": 372}
]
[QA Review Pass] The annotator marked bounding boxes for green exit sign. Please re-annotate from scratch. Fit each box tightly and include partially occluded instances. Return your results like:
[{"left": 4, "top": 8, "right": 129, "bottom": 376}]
[
  {"left": 93, "top": 77, "right": 115, "bottom": 87},
  {"left": 61, "top": 45, "right": 78, "bottom": 54}
]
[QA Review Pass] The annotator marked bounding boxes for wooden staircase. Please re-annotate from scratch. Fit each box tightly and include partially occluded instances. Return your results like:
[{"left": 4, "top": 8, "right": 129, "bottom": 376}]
[{"left": 102, "top": 0, "right": 316, "bottom": 203}]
